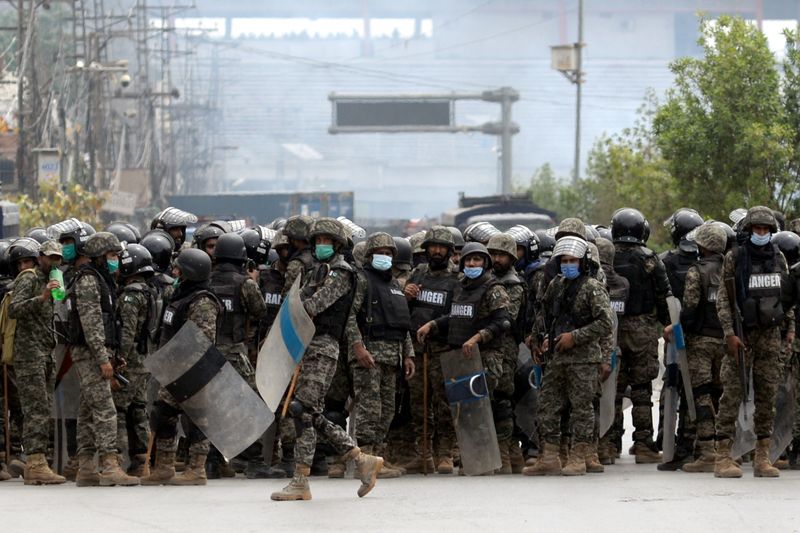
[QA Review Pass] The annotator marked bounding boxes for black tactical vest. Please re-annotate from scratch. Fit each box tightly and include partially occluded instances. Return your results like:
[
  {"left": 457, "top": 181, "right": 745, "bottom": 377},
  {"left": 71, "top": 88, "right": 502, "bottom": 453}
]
[
  {"left": 447, "top": 275, "right": 499, "bottom": 348},
  {"left": 661, "top": 249, "right": 697, "bottom": 300},
  {"left": 359, "top": 267, "right": 411, "bottom": 341},
  {"left": 602, "top": 265, "right": 630, "bottom": 316},
  {"left": 67, "top": 265, "right": 119, "bottom": 348},
  {"left": 495, "top": 268, "right": 526, "bottom": 343},
  {"left": 210, "top": 264, "right": 248, "bottom": 344},
  {"left": 688, "top": 256, "right": 724, "bottom": 338},
  {"left": 408, "top": 264, "right": 459, "bottom": 334},
  {"left": 309, "top": 259, "right": 355, "bottom": 341},
  {"left": 736, "top": 244, "right": 785, "bottom": 329},
  {"left": 260, "top": 266, "right": 285, "bottom": 330},
  {"left": 120, "top": 281, "right": 159, "bottom": 354},
  {"left": 546, "top": 275, "right": 593, "bottom": 337},
  {"left": 159, "top": 289, "right": 217, "bottom": 348},
  {"left": 614, "top": 245, "right": 656, "bottom": 316}
]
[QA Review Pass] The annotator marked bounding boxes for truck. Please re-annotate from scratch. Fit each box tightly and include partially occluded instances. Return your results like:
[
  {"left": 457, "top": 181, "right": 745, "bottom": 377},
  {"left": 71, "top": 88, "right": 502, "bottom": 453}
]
[{"left": 440, "top": 193, "right": 556, "bottom": 232}]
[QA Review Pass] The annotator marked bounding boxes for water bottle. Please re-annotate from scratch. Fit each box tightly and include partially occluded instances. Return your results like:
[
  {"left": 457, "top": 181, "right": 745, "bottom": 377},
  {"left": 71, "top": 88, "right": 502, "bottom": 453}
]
[{"left": 50, "top": 268, "right": 66, "bottom": 301}]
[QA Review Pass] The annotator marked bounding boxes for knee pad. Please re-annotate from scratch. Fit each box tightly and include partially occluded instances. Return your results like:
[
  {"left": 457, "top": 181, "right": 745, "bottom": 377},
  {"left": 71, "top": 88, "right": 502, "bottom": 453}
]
[
  {"left": 152, "top": 400, "right": 180, "bottom": 440},
  {"left": 288, "top": 400, "right": 311, "bottom": 434},
  {"left": 323, "top": 409, "right": 347, "bottom": 429}
]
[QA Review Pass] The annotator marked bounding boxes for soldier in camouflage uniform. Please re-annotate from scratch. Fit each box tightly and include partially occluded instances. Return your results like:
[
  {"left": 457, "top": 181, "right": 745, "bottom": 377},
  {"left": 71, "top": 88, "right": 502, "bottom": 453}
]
[
  {"left": 207, "top": 232, "right": 268, "bottom": 478},
  {"left": 7, "top": 239, "right": 65, "bottom": 484},
  {"left": 417, "top": 241, "right": 512, "bottom": 475},
  {"left": 673, "top": 223, "right": 728, "bottom": 473},
  {"left": 392, "top": 236, "right": 413, "bottom": 289},
  {"left": 150, "top": 207, "right": 198, "bottom": 253},
  {"left": 610, "top": 208, "right": 673, "bottom": 463},
  {"left": 272, "top": 218, "right": 383, "bottom": 501},
  {"left": 400, "top": 226, "right": 460, "bottom": 474},
  {"left": 113, "top": 244, "right": 158, "bottom": 477},
  {"left": 714, "top": 206, "right": 794, "bottom": 478},
  {"left": 523, "top": 236, "right": 613, "bottom": 476},
  {"left": 281, "top": 215, "right": 315, "bottom": 296},
  {"left": 487, "top": 233, "right": 527, "bottom": 474},
  {"left": 346, "top": 232, "right": 415, "bottom": 479},
  {"left": 68, "top": 232, "right": 139, "bottom": 486},
  {"left": 141, "top": 248, "right": 220, "bottom": 486}
]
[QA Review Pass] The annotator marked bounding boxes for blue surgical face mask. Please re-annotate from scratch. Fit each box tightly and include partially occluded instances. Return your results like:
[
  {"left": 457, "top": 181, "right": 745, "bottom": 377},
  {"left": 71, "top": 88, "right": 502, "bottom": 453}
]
[
  {"left": 371, "top": 254, "right": 392, "bottom": 271},
  {"left": 750, "top": 232, "right": 771, "bottom": 246},
  {"left": 315, "top": 244, "right": 334, "bottom": 260},
  {"left": 561, "top": 263, "right": 580, "bottom": 280},
  {"left": 463, "top": 266, "right": 483, "bottom": 279},
  {"left": 62, "top": 243, "right": 76, "bottom": 262},
  {"left": 107, "top": 258, "right": 120, "bottom": 273}
]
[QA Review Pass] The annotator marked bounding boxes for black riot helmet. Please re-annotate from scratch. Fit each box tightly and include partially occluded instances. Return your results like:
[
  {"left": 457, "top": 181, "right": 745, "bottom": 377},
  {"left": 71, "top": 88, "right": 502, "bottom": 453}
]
[
  {"left": 175, "top": 248, "right": 212, "bottom": 282},
  {"left": 213, "top": 232, "right": 247, "bottom": 264},
  {"left": 106, "top": 222, "right": 140, "bottom": 245},
  {"left": 141, "top": 230, "right": 176, "bottom": 273},
  {"left": 150, "top": 207, "right": 198, "bottom": 248},
  {"left": 393, "top": 236, "right": 412, "bottom": 271},
  {"left": 120, "top": 243, "right": 155, "bottom": 279},
  {"left": 594, "top": 225, "right": 612, "bottom": 241},
  {"left": 447, "top": 226, "right": 465, "bottom": 250},
  {"left": 611, "top": 208, "right": 648, "bottom": 245},
  {"left": 25, "top": 227, "right": 48, "bottom": 244},
  {"left": 665, "top": 208, "right": 703, "bottom": 246},
  {"left": 458, "top": 242, "right": 493, "bottom": 271},
  {"left": 240, "top": 228, "right": 270, "bottom": 265},
  {"left": 772, "top": 231, "right": 800, "bottom": 266},
  {"left": 8, "top": 237, "right": 40, "bottom": 274},
  {"left": 76, "top": 222, "right": 96, "bottom": 257},
  {"left": 534, "top": 229, "right": 555, "bottom": 259},
  {"left": 192, "top": 222, "right": 226, "bottom": 249}
]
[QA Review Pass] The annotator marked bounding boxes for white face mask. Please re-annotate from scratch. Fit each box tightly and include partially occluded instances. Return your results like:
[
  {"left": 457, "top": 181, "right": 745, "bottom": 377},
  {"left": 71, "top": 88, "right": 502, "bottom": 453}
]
[{"left": 371, "top": 254, "right": 393, "bottom": 271}]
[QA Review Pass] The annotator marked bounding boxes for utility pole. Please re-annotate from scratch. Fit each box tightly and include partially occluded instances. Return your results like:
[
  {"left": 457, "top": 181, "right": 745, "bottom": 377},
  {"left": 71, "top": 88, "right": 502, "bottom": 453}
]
[
  {"left": 574, "top": 0, "right": 583, "bottom": 184},
  {"left": 16, "top": 0, "right": 25, "bottom": 194}
]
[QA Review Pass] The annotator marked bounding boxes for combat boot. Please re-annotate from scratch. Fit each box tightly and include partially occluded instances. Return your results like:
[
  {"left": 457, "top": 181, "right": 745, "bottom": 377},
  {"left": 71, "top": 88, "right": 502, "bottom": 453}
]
[
  {"left": 8, "top": 455, "right": 25, "bottom": 478},
  {"left": 377, "top": 444, "right": 406, "bottom": 476},
  {"left": 170, "top": 453, "right": 207, "bottom": 485},
  {"left": 127, "top": 454, "right": 150, "bottom": 478},
  {"left": 495, "top": 442, "right": 512, "bottom": 475},
  {"left": 98, "top": 453, "right": 139, "bottom": 486},
  {"left": 75, "top": 454, "right": 100, "bottom": 487},
  {"left": 399, "top": 453, "right": 434, "bottom": 474},
  {"left": 509, "top": 440, "right": 525, "bottom": 474},
  {"left": 753, "top": 438, "right": 780, "bottom": 478},
  {"left": 597, "top": 441, "right": 616, "bottom": 465},
  {"left": 633, "top": 441, "right": 662, "bottom": 464},
  {"left": 561, "top": 442, "right": 589, "bottom": 476},
  {"left": 346, "top": 446, "right": 383, "bottom": 497},
  {"left": 683, "top": 440, "right": 716, "bottom": 473},
  {"left": 789, "top": 439, "right": 800, "bottom": 470},
  {"left": 23, "top": 453, "right": 66, "bottom": 485},
  {"left": 521, "top": 442, "right": 561, "bottom": 476},
  {"left": 585, "top": 443, "right": 605, "bottom": 473},
  {"left": 246, "top": 461, "right": 279, "bottom": 479},
  {"left": 436, "top": 456, "right": 454, "bottom": 475},
  {"left": 714, "top": 439, "right": 743, "bottom": 478},
  {"left": 0, "top": 453, "right": 12, "bottom": 481},
  {"left": 327, "top": 456, "right": 345, "bottom": 478},
  {"left": 140, "top": 451, "right": 176, "bottom": 485},
  {"left": 773, "top": 454, "right": 789, "bottom": 470},
  {"left": 219, "top": 459, "right": 236, "bottom": 478},
  {"left": 62, "top": 456, "right": 79, "bottom": 481},
  {"left": 270, "top": 464, "right": 312, "bottom": 501}
]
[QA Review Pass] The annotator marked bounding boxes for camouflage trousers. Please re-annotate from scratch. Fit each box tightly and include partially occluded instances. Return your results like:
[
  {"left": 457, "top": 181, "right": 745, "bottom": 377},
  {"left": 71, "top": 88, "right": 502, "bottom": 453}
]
[
  {"left": 686, "top": 335, "right": 725, "bottom": 441},
  {"left": 0, "top": 364, "right": 23, "bottom": 455},
  {"left": 403, "top": 348, "right": 456, "bottom": 460},
  {"left": 153, "top": 385, "right": 209, "bottom": 456},
  {"left": 716, "top": 327, "right": 782, "bottom": 441},
  {"left": 352, "top": 360, "right": 397, "bottom": 447},
  {"left": 112, "top": 368, "right": 150, "bottom": 457},
  {"left": 293, "top": 334, "right": 356, "bottom": 467},
  {"left": 72, "top": 352, "right": 118, "bottom": 457},
  {"left": 218, "top": 342, "right": 255, "bottom": 387},
  {"left": 13, "top": 355, "right": 55, "bottom": 455},
  {"left": 539, "top": 361, "right": 597, "bottom": 445},
  {"left": 612, "top": 314, "right": 660, "bottom": 444}
]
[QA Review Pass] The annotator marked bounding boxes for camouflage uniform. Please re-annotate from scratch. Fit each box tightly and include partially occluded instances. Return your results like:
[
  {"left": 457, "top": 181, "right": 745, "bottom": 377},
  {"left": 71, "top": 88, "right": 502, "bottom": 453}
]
[
  {"left": 154, "top": 293, "right": 219, "bottom": 456},
  {"left": 282, "top": 247, "right": 314, "bottom": 298},
  {"left": 292, "top": 252, "right": 360, "bottom": 467},
  {"left": 533, "top": 274, "right": 613, "bottom": 446},
  {"left": 71, "top": 268, "right": 119, "bottom": 457},
  {"left": 346, "top": 268, "right": 414, "bottom": 447},
  {"left": 9, "top": 266, "right": 57, "bottom": 455},
  {"left": 112, "top": 282, "right": 154, "bottom": 458}
]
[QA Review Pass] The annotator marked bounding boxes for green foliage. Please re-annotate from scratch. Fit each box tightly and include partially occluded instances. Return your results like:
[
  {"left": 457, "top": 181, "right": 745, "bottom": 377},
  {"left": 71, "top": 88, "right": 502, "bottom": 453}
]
[
  {"left": 10, "top": 179, "right": 106, "bottom": 232},
  {"left": 653, "top": 15, "right": 795, "bottom": 220}
]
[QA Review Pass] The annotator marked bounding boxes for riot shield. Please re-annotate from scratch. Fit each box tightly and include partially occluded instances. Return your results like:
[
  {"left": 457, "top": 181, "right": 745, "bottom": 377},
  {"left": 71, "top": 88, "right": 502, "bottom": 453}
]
[
  {"left": 52, "top": 345, "right": 80, "bottom": 420},
  {"left": 769, "top": 371, "right": 796, "bottom": 463},
  {"left": 666, "top": 296, "right": 696, "bottom": 421},
  {"left": 441, "top": 347, "right": 501, "bottom": 476},
  {"left": 661, "top": 341, "right": 680, "bottom": 463},
  {"left": 731, "top": 372, "right": 756, "bottom": 460},
  {"left": 599, "top": 348, "right": 619, "bottom": 437},
  {"left": 513, "top": 345, "right": 538, "bottom": 443},
  {"left": 256, "top": 277, "right": 315, "bottom": 413},
  {"left": 145, "top": 321, "right": 273, "bottom": 460}
]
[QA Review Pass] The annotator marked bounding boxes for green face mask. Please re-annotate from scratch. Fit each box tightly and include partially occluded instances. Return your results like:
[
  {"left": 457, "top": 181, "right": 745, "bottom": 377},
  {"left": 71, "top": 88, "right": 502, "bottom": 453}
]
[
  {"left": 315, "top": 244, "right": 334, "bottom": 260},
  {"left": 62, "top": 243, "right": 76, "bottom": 262},
  {"left": 107, "top": 258, "right": 120, "bottom": 273}
]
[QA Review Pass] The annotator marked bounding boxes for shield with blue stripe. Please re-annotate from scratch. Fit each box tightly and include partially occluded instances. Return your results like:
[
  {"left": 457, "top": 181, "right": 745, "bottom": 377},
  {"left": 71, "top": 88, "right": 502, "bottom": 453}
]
[{"left": 256, "top": 276, "right": 316, "bottom": 413}]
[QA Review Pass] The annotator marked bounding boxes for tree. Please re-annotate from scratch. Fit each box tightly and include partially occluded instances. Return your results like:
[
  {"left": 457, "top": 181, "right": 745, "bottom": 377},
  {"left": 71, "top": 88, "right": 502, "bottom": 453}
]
[
  {"left": 653, "top": 15, "right": 795, "bottom": 221},
  {"left": 11, "top": 178, "right": 106, "bottom": 232}
]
